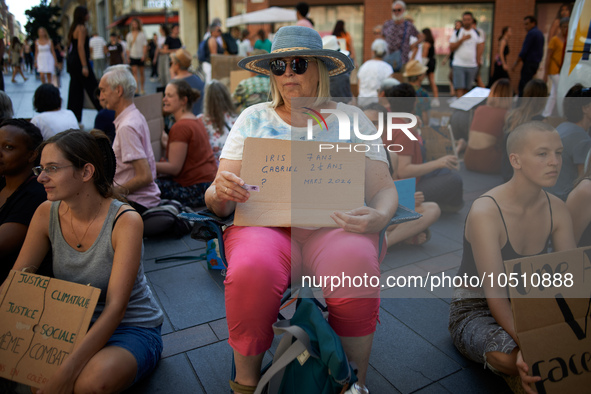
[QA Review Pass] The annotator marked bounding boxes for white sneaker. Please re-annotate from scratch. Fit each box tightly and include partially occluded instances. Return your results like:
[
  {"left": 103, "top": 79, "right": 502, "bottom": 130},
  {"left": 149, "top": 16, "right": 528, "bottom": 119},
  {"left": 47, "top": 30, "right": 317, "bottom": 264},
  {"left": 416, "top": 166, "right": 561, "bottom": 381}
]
[
  {"left": 345, "top": 382, "right": 370, "bottom": 394},
  {"left": 431, "top": 98, "right": 440, "bottom": 107}
]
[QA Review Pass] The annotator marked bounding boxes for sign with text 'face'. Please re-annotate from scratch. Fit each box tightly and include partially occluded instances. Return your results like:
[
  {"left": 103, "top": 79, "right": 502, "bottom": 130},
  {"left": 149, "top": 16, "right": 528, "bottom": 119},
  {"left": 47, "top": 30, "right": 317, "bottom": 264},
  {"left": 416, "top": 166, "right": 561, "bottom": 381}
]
[{"left": 505, "top": 247, "right": 591, "bottom": 394}]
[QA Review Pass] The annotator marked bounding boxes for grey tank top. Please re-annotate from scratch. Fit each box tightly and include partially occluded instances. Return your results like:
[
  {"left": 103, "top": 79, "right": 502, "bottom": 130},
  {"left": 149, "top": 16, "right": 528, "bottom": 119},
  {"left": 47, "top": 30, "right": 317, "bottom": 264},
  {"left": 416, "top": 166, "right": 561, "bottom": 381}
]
[{"left": 49, "top": 199, "right": 163, "bottom": 327}]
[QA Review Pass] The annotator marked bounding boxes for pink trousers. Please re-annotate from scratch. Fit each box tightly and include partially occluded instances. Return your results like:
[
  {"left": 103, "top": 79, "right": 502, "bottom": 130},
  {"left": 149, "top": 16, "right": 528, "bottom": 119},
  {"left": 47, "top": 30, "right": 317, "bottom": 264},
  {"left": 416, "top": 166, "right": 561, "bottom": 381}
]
[{"left": 223, "top": 225, "right": 385, "bottom": 356}]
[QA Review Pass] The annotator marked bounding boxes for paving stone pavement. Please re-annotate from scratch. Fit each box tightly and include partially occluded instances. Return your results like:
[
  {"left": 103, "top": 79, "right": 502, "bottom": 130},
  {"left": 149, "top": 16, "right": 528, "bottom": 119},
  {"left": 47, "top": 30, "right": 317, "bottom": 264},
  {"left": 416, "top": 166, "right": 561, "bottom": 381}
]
[{"left": 4, "top": 69, "right": 512, "bottom": 393}]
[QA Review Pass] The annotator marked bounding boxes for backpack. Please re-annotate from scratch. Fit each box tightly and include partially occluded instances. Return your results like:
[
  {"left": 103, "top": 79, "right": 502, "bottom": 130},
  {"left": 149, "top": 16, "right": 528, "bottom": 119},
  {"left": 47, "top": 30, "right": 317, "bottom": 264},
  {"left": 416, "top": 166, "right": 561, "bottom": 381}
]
[
  {"left": 222, "top": 32, "right": 239, "bottom": 55},
  {"left": 142, "top": 199, "right": 192, "bottom": 237},
  {"left": 198, "top": 39, "right": 210, "bottom": 63},
  {"left": 254, "top": 288, "right": 358, "bottom": 394}
]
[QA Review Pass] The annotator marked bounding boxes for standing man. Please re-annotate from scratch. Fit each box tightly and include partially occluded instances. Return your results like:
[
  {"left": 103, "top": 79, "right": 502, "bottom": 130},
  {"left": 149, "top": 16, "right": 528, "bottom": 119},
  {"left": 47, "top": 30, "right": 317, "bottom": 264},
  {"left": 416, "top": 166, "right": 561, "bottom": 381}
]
[
  {"left": 382, "top": 0, "right": 421, "bottom": 72},
  {"left": 98, "top": 65, "right": 161, "bottom": 213},
  {"left": 89, "top": 33, "right": 107, "bottom": 80},
  {"left": 449, "top": 11, "right": 484, "bottom": 97},
  {"left": 513, "top": 16, "right": 544, "bottom": 97}
]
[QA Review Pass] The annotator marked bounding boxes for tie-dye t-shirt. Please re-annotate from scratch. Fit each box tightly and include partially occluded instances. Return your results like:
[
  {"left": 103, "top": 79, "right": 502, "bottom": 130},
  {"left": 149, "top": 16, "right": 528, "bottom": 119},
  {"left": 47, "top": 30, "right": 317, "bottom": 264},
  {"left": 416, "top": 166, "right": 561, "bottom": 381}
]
[{"left": 220, "top": 102, "right": 388, "bottom": 164}]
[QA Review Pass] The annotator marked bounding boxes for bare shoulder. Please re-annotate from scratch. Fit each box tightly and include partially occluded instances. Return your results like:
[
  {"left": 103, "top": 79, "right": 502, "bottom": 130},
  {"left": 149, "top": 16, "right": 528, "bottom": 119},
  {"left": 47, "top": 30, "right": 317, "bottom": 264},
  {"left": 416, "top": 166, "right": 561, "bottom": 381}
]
[
  {"left": 570, "top": 179, "right": 591, "bottom": 201},
  {"left": 466, "top": 195, "right": 504, "bottom": 237}
]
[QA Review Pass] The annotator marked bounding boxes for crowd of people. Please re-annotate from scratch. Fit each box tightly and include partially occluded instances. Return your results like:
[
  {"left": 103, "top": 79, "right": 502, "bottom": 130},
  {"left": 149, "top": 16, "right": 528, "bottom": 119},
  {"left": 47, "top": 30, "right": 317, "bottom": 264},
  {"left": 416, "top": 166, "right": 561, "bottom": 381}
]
[{"left": 1, "top": 1, "right": 590, "bottom": 394}]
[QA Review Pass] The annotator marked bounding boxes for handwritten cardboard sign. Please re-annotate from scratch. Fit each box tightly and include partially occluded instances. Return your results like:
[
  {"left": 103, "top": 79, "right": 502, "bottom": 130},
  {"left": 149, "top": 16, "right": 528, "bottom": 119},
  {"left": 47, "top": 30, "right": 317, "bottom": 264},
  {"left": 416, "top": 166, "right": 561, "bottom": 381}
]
[
  {"left": 235, "top": 138, "right": 365, "bottom": 227},
  {"left": 0, "top": 270, "right": 100, "bottom": 388},
  {"left": 504, "top": 247, "right": 591, "bottom": 394}
]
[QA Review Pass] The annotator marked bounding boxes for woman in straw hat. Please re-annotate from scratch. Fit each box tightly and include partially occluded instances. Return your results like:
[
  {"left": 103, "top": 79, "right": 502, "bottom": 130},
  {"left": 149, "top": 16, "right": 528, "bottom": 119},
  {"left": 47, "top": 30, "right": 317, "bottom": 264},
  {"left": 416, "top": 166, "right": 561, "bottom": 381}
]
[{"left": 204, "top": 25, "right": 398, "bottom": 394}]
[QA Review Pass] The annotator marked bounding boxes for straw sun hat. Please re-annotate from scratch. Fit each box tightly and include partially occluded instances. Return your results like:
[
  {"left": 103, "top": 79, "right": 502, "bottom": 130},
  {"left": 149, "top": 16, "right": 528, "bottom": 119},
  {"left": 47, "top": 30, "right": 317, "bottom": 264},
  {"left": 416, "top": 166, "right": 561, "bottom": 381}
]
[
  {"left": 402, "top": 59, "right": 428, "bottom": 77},
  {"left": 238, "top": 26, "right": 354, "bottom": 77}
]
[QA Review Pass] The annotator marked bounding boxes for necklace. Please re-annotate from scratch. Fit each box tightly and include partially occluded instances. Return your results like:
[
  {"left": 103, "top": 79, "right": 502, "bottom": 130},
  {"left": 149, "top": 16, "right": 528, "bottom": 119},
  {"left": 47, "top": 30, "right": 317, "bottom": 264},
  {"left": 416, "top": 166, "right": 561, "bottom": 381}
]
[{"left": 70, "top": 202, "right": 102, "bottom": 248}]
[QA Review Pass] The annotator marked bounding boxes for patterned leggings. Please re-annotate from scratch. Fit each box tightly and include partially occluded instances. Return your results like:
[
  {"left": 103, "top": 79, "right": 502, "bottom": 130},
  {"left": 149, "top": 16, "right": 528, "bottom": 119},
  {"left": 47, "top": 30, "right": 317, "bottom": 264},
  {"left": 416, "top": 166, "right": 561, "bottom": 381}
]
[{"left": 155, "top": 178, "right": 211, "bottom": 208}]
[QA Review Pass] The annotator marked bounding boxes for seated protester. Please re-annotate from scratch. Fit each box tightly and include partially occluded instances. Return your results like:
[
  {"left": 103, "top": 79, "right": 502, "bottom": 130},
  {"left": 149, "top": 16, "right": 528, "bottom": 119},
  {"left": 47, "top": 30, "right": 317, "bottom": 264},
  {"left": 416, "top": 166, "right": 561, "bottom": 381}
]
[
  {"left": 205, "top": 26, "right": 397, "bottom": 394},
  {"left": 2, "top": 130, "right": 164, "bottom": 392},
  {"left": 363, "top": 103, "right": 441, "bottom": 247},
  {"left": 0, "top": 91, "right": 14, "bottom": 121},
  {"left": 198, "top": 80, "right": 238, "bottom": 164},
  {"left": 30, "top": 84, "right": 79, "bottom": 140},
  {"left": 357, "top": 39, "right": 394, "bottom": 106},
  {"left": 545, "top": 84, "right": 591, "bottom": 201},
  {"left": 449, "top": 121, "right": 575, "bottom": 393},
  {"left": 232, "top": 71, "right": 271, "bottom": 113},
  {"left": 464, "top": 78, "right": 513, "bottom": 174},
  {"left": 567, "top": 150, "right": 591, "bottom": 247},
  {"left": 99, "top": 65, "right": 161, "bottom": 213},
  {"left": 403, "top": 60, "right": 431, "bottom": 126},
  {"left": 170, "top": 49, "right": 205, "bottom": 116},
  {"left": 500, "top": 79, "right": 548, "bottom": 182},
  {"left": 156, "top": 80, "right": 217, "bottom": 208},
  {"left": 0, "top": 119, "right": 47, "bottom": 282},
  {"left": 385, "top": 83, "right": 464, "bottom": 212}
]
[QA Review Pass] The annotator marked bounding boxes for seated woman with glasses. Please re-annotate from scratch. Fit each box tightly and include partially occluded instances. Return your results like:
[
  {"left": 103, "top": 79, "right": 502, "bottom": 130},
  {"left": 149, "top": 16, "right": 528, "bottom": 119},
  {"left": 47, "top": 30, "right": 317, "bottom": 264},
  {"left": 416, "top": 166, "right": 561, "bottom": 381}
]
[
  {"left": 204, "top": 26, "right": 397, "bottom": 394},
  {"left": 2, "top": 129, "right": 164, "bottom": 393},
  {"left": 0, "top": 119, "right": 48, "bottom": 283}
]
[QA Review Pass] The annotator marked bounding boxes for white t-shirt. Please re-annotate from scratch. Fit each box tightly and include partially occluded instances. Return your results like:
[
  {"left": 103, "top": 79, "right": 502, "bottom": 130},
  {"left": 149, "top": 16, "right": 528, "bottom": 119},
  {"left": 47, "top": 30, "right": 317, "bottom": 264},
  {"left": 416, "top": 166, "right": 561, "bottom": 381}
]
[
  {"left": 449, "top": 27, "right": 484, "bottom": 68},
  {"left": 221, "top": 102, "right": 388, "bottom": 164},
  {"left": 125, "top": 32, "right": 147, "bottom": 59},
  {"left": 357, "top": 60, "right": 394, "bottom": 98},
  {"left": 31, "top": 109, "right": 80, "bottom": 140},
  {"left": 89, "top": 36, "right": 106, "bottom": 60}
]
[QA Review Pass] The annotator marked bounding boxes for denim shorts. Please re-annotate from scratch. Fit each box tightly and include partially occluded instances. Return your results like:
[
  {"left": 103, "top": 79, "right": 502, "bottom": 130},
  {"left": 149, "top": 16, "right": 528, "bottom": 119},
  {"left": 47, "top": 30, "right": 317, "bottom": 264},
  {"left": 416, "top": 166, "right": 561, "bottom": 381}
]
[
  {"left": 452, "top": 66, "right": 478, "bottom": 90},
  {"left": 106, "top": 324, "right": 163, "bottom": 383}
]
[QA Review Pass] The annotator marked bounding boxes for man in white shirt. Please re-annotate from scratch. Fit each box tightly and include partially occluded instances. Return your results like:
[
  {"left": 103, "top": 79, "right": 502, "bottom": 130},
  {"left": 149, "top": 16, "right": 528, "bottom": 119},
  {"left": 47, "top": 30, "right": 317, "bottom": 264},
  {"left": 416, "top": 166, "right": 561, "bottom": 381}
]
[
  {"left": 449, "top": 11, "right": 484, "bottom": 97},
  {"left": 89, "top": 33, "right": 107, "bottom": 80}
]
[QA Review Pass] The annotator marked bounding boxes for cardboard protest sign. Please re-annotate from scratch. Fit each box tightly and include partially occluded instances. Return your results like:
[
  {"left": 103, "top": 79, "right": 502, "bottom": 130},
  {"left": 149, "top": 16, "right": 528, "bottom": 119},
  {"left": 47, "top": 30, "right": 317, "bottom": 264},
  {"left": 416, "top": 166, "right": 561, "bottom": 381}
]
[
  {"left": 0, "top": 270, "right": 100, "bottom": 388},
  {"left": 504, "top": 247, "right": 591, "bottom": 394},
  {"left": 235, "top": 138, "right": 365, "bottom": 227}
]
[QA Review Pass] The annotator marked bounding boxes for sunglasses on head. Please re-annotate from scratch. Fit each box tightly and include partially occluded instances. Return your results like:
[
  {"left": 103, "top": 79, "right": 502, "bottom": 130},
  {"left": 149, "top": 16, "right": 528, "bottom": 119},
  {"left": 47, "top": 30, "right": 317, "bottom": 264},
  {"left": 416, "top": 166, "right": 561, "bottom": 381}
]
[{"left": 269, "top": 58, "right": 309, "bottom": 76}]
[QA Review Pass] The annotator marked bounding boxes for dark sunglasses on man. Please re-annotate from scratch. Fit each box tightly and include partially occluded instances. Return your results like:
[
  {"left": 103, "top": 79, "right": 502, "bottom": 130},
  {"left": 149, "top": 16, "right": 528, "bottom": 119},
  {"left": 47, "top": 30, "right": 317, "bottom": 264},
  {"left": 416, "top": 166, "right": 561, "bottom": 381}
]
[{"left": 269, "top": 58, "right": 310, "bottom": 76}]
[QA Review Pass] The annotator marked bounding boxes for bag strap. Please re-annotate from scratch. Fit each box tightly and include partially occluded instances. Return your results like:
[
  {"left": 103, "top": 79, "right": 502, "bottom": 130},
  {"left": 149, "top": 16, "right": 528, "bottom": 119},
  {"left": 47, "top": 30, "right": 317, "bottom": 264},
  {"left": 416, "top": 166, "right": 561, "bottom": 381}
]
[{"left": 254, "top": 336, "right": 308, "bottom": 394}]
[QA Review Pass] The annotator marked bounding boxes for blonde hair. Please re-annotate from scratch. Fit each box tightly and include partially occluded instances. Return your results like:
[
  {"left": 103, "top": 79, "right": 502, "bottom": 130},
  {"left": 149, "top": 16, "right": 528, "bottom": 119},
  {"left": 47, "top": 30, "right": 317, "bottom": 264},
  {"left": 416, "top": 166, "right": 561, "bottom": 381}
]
[{"left": 269, "top": 58, "right": 331, "bottom": 108}]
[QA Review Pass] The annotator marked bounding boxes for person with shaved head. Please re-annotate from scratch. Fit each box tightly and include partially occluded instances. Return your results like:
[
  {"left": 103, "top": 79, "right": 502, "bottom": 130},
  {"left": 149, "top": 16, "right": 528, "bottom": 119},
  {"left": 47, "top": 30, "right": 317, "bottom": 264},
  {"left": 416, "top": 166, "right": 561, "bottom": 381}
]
[{"left": 449, "top": 121, "right": 576, "bottom": 393}]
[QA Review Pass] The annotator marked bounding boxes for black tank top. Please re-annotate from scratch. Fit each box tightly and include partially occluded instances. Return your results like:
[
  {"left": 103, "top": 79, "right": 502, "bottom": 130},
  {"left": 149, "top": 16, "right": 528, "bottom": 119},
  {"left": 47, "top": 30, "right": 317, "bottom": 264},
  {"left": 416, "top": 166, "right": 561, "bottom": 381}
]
[{"left": 457, "top": 193, "right": 553, "bottom": 278}]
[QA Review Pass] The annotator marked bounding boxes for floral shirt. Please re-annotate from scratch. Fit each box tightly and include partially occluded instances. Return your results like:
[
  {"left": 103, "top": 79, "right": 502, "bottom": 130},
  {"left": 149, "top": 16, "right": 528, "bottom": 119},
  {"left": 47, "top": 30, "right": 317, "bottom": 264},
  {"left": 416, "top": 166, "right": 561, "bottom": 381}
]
[{"left": 198, "top": 112, "right": 238, "bottom": 163}]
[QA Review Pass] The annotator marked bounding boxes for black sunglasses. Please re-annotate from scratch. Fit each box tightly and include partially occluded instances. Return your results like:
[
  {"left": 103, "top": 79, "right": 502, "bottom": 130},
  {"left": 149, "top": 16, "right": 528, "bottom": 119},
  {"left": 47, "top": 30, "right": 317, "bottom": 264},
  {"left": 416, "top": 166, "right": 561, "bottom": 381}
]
[{"left": 269, "top": 58, "right": 309, "bottom": 76}]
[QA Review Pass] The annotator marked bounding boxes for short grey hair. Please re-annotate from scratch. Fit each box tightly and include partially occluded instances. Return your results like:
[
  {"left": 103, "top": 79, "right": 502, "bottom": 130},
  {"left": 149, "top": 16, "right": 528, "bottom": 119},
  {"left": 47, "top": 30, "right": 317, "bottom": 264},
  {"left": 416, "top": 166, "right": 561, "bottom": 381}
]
[
  {"left": 392, "top": 0, "right": 406, "bottom": 10},
  {"left": 103, "top": 65, "right": 137, "bottom": 100}
]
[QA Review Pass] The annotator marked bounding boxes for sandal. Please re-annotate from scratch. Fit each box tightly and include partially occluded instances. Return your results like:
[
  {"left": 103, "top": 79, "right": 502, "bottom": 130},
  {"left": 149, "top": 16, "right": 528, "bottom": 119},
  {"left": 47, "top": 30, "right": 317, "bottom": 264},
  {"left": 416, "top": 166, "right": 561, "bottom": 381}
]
[
  {"left": 229, "top": 380, "right": 256, "bottom": 394},
  {"left": 403, "top": 228, "right": 431, "bottom": 246}
]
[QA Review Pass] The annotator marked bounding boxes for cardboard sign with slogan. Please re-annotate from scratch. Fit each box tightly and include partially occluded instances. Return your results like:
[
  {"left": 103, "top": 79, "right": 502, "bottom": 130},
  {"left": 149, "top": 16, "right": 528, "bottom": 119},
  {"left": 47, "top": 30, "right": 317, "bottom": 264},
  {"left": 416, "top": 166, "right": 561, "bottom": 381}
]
[
  {"left": 504, "top": 247, "right": 591, "bottom": 394},
  {"left": 0, "top": 270, "right": 100, "bottom": 388},
  {"left": 235, "top": 138, "right": 365, "bottom": 227}
]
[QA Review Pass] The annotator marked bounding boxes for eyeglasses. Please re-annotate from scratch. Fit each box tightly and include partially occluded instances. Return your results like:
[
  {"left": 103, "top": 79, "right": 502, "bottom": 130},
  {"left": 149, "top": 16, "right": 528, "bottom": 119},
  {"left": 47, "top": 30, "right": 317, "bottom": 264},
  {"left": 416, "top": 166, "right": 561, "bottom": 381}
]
[
  {"left": 33, "top": 165, "right": 74, "bottom": 176},
  {"left": 392, "top": 8, "right": 403, "bottom": 13},
  {"left": 269, "top": 58, "right": 309, "bottom": 76}
]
